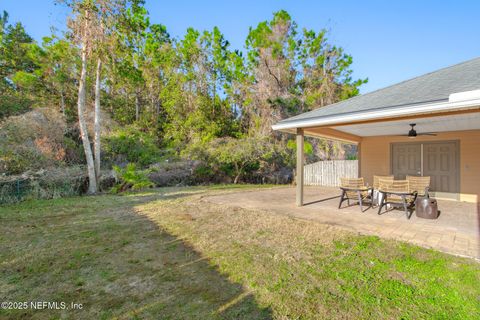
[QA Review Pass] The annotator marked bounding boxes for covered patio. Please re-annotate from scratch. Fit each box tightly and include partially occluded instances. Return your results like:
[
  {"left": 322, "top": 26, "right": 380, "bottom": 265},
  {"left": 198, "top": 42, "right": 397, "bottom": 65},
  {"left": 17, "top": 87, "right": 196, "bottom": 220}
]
[
  {"left": 272, "top": 58, "right": 480, "bottom": 206},
  {"left": 206, "top": 186, "right": 480, "bottom": 260},
  {"left": 265, "top": 58, "right": 480, "bottom": 260}
]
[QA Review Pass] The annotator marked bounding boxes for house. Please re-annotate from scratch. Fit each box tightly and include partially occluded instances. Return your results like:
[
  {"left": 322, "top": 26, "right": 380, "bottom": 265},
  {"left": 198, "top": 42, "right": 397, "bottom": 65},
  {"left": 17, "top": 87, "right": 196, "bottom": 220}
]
[{"left": 272, "top": 58, "right": 480, "bottom": 206}]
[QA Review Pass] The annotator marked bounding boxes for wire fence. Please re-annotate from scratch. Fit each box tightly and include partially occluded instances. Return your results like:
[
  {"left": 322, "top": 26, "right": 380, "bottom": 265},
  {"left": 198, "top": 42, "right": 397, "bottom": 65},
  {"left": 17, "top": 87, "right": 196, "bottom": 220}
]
[{"left": 0, "top": 175, "right": 87, "bottom": 205}]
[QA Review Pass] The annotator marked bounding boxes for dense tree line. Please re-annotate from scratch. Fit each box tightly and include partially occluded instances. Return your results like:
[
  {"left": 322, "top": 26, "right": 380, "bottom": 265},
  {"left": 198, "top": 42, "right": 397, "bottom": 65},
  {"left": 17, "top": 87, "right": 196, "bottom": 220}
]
[{"left": 0, "top": 1, "right": 366, "bottom": 190}]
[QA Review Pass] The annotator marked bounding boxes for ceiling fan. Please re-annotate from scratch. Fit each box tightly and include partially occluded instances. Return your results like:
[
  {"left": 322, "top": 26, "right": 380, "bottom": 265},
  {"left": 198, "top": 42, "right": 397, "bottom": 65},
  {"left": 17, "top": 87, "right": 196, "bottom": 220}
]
[{"left": 400, "top": 123, "right": 437, "bottom": 137}]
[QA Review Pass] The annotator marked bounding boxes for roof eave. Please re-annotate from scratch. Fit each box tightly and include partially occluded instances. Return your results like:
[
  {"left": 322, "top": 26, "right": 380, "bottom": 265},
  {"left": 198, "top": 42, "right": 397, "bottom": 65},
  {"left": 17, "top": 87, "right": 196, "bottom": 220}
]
[{"left": 271, "top": 98, "right": 480, "bottom": 131}]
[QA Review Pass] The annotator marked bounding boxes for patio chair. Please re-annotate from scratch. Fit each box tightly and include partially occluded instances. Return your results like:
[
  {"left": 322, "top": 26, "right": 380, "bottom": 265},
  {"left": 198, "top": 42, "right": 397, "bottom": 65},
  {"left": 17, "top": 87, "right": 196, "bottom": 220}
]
[
  {"left": 338, "top": 177, "right": 373, "bottom": 212},
  {"left": 377, "top": 179, "right": 417, "bottom": 219},
  {"left": 372, "top": 175, "right": 394, "bottom": 207},
  {"left": 406, "top": 175, "right": 430, "bottom": 196}
]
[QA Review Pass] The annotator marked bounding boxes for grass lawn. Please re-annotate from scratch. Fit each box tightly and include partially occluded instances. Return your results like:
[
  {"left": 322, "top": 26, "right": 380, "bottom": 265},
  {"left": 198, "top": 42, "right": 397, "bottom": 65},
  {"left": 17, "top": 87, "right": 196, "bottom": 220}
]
[{"left": 1, "top": 185, "right": 479, "bottom": 319}]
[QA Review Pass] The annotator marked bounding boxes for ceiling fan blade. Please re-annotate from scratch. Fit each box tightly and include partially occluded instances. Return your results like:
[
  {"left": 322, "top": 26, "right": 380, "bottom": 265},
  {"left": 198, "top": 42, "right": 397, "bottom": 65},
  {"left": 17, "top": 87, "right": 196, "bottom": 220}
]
[{"left": 394, "top": 132, "right": 437, "bottom": 137}]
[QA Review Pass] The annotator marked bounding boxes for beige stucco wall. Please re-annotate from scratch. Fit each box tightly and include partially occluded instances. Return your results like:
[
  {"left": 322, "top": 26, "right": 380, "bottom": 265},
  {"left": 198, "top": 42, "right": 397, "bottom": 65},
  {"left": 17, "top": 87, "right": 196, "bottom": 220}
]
[{"left": 359, "top": 129, "right": 480, "bottom": 202}]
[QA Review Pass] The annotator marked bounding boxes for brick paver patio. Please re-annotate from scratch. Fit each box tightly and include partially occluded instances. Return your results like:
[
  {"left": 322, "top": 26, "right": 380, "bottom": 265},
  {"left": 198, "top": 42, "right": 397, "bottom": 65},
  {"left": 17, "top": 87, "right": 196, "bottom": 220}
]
[{"left": 206, "top": 186, "right": 480, "bottom": 260}]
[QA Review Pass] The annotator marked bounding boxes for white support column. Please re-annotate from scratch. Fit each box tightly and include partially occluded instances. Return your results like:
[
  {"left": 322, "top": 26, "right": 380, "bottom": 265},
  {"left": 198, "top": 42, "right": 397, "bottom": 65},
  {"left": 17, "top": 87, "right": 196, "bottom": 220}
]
[
  {"left": 357, "top": 141, "right": 361, "bottom": 178},
  {"left": 296, "top": 128, "right": 304, "bottom": 206}
]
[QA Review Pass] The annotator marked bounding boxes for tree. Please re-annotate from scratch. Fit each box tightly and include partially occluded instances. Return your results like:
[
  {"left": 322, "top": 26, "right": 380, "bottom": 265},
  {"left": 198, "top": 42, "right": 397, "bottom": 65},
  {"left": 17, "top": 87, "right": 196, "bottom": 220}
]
[
  {"left": 298, "top": 28, "right": 367, "bottom": 111},
  {"left": 211, "top": 137, "right": 269, "bottom": 184},
  {"left": 0, "top": 11, "right": 39, "bottom": 118},
  {"left": 0, "top": 20, "right": 37, "bottom": 83},
  {"left": 64, "top": 0, "right": 128, "bottom": 193},
  {"left": 94, "top": 57, "right": 102, "bottom": 181},
  {"left": 0, "top": 5, "right": 368, "bottom": 183},
  {"left": 67, "top": 0, "right": 98, "bottom": 193},
  {"left": 12, "top": 36, "right": 79, "bottom": 115},
  {"left": 0, "top": 10, "right": 8, "bottom": 41},
  {"left": 140, "top": 22, "right": 170, "bottom": 129},
  {"left": 245, "top": 10, "right": 299, "bottom": 136},
  {"left": 114, "top": 1, "right": 149, "bottom": 122},
  {"left": 159, "top": 26, "right": 240, "bottom": 150},
  {"left": 40, "top": 37, "right": 78, "bottom": 115}
]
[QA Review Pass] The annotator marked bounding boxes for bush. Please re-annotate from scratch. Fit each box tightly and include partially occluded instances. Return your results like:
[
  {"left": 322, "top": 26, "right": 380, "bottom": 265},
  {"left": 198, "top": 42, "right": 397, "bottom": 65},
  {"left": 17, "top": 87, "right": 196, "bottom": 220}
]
[
  {"left": 0, "top": 166, "right": 88, "bottom": 204},
  {"left": 147, "top": 161, "right": 200, "bottom": 187},
  {"left": 111, "top": 163, "right": 154, "bottom": 193},
  {"left": 0, "top": 93, "right": 31, "bottom": 119},
  {"left": 183, "top": 136, "right": 293, "bottom": 184},
  {"left": 0, "top": 108, "right": 78, "bottom": 174},
  {"left": 0, "top": 148, "right": 46, "bottom": 174},
  {"left": 63, "top": 136, "right": 85, "bottom": 164},
  {"left": 103, "top": 125, "right": 162, "bottom": 166}
]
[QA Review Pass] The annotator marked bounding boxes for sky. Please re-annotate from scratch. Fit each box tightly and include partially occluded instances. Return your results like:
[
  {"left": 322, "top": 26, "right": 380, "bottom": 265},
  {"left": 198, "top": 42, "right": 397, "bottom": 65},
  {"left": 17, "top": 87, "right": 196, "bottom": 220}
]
[{"left": 1, "top": 0, "right": 479, "bottom": 93}]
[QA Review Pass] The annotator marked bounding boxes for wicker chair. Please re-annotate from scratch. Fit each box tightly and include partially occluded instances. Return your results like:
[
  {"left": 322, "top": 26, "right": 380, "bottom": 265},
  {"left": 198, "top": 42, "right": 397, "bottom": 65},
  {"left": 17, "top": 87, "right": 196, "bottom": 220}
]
[
  {"left": 338, "top": 177, "right": 373, "bottom": 212},
  {"left": 406, "top": 176, "right": 430, "bottom": 196},
  {"left": 377, "top": 179, "right": 417, "bottom": 219},
  {"left": 372, "top": 175, "right": 394, "bottom": 206}
]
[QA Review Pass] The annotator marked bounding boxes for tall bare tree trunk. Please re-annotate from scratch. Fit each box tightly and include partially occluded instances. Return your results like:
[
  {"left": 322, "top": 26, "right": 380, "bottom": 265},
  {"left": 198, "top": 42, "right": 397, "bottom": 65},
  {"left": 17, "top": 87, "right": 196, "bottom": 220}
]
[
  {"left": 94, "top": 58, "right": 102, "bottom": 184},
  {"left": 156, "top": 100, "right": 160, "bottom": 117},
  {"left": 60, "top": 88, "right": 66, "bottom": 116},
  {"left": 77, "top": 41, "right": 97, "bottom": 194},
  {"left": 212, "top": 74, "right": 216, "bottom": 116},
  {"left": 150, "top": 94, "right": 155, "bottom": 115},
  {"left": 135, "top": 92, "right": 140, "bottom": 121}
]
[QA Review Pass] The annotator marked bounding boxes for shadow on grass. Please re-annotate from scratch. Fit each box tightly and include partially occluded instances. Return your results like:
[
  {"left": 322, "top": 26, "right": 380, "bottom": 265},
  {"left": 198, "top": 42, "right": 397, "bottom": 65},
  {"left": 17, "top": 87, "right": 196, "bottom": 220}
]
[
  {"left": 117, "top": 217, "right": 272, "bottom": 319},
  {"left": 0, "top": 190, "right": 272, "bottom": 320}
]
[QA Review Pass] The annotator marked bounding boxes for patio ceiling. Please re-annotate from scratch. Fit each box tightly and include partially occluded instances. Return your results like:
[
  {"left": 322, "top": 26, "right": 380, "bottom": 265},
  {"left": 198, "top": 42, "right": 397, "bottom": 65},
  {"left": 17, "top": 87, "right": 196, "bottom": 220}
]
[{"left": 332, "top": 112, "right": 480, "bottom": 137}]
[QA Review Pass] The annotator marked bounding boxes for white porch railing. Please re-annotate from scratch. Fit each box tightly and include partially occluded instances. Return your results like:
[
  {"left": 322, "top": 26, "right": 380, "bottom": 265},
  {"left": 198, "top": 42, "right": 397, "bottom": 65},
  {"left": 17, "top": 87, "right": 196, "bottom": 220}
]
[{"left": 304, "top": 160, "right": 358, "bottom": 186}]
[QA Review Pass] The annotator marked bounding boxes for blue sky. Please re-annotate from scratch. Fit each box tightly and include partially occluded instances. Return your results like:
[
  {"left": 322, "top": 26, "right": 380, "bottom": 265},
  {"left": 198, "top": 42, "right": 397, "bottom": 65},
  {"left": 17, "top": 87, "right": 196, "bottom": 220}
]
[{"left": 2, "top": 0, "right": 479, "bottom": 93}]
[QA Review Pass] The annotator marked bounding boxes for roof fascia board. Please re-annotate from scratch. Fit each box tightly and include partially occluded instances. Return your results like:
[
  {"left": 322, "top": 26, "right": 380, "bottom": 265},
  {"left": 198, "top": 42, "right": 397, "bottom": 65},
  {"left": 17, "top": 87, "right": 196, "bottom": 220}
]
[{"left": 272, "top": 98, "right": 480, "bottom": 131}]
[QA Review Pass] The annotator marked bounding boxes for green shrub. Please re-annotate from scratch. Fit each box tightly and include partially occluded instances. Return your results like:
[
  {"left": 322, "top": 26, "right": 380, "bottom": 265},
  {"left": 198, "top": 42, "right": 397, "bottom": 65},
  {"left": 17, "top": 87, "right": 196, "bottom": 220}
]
[
  {"left": 63, "top": 136, "right": 84, "bottom": 164},
  {"left": 193, "top": 164, "right": 215, "bottom": 182},
  {"left": 0, "top": 149, "right": 45, "bottom": 174},
  {"left": 103, "top": 125, "right": 162, "bottom": 166},
  {"left": 0, "top": 166, "right": 87, "bottom": 204},
  {"left": 111, "top": 163, "right": 154, "bottom": 193},
  {"left": 0, "top": 93, "right": 31, "bottom": 119},
  {"left": 184, "top": 136, "right": 284, "bottom": 184},
  {"left": 286, "top": 139, "right": 314, "bottom": 155}
]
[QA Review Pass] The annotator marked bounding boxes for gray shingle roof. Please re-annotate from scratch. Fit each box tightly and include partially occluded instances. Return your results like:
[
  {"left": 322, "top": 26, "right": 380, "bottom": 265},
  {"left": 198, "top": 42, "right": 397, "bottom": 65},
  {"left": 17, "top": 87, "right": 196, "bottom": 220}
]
[{"left": 277, "top": 57, "right": 480, "bottom": 125}]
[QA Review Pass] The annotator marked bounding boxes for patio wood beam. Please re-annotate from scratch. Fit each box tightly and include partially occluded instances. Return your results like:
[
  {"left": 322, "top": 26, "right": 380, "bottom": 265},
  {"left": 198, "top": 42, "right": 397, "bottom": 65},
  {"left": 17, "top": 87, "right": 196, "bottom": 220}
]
[
  {"left": 296, "top": 128, "right": 304, "bottom": 207},
  {"left": 305, "top": 127, "right": 362, "bottom": 144}
]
